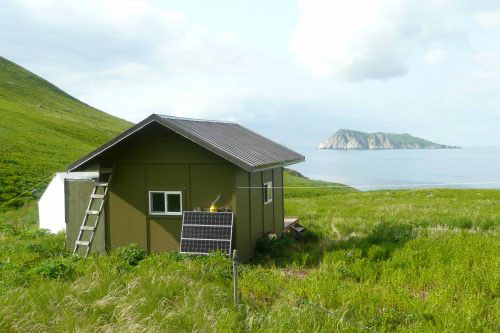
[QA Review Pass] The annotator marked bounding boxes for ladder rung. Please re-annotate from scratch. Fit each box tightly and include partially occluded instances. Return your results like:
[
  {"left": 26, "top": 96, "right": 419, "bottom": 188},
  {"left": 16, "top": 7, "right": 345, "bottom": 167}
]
[
  {"left": 95, "top": 182, "right": 108, "bottom": 187},
  {"left": 99, "top": 168, "right": 113, "bottom": 174},
  {"left": 90, "top": 194, "right": 105, "bottom": 199},
  {"left": 75, "top": 241, "right": 90, "bottom": 247},
  {"left": 80, "top": 226, "right": 95, "bottom": 231},
  {"left": 85, "top": 210, "right": 100, "bottom": 215}
]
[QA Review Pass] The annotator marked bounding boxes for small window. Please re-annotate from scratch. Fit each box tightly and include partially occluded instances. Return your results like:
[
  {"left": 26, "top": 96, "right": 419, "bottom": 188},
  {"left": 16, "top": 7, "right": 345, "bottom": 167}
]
[
  {"left": 150, "top": 192, "right": 166, "bottom": 213},
  {"left": 264, "top": 182, "right": 273, "bottom": 204},
  {"left": 167, "top": 193, "right": 181, "bottom": 213},
  {"left": 149, "top": 191, "right": 182, "bottom": 215}
]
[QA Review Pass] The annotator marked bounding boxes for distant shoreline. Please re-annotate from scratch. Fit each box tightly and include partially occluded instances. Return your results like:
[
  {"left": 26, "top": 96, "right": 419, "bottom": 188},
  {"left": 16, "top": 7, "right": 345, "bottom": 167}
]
[{"left": 317, "top": 147, "right": 462, "bottom": 150}]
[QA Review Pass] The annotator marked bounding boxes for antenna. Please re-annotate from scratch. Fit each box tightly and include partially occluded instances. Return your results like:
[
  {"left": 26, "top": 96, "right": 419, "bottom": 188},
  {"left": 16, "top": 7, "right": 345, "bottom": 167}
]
[{"left": 211, "top": 194, "right": 221, "bottom": 207}]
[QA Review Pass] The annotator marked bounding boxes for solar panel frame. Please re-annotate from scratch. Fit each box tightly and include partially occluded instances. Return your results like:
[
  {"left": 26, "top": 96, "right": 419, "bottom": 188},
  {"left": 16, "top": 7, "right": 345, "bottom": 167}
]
[{"left": 180, "top": 211, "right": 234, "bottom": 255}]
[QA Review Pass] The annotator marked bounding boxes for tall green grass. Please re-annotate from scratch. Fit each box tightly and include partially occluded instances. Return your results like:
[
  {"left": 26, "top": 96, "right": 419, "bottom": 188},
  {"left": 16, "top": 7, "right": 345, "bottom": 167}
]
[{"left": 0, "top": 172, "right": 498, "bottom": 331}]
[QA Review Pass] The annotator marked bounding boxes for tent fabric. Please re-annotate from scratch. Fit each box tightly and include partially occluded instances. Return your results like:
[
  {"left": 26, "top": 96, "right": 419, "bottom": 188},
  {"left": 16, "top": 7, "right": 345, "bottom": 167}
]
[{"left": 38, "top": 172, "right": 98, "bottom": 233}]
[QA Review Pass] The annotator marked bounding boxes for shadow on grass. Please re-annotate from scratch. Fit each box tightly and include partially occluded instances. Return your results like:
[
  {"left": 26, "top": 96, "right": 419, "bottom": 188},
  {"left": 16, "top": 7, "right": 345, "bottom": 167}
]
[{"left": 251, "top": 222, "right": 415, "bottom": 268}]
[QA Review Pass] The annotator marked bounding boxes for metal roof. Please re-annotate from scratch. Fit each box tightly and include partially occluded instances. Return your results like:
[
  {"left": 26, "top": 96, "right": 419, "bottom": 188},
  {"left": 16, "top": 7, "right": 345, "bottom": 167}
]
[{"left": 68, "top": 114, "right": 305, "bottom": 172}]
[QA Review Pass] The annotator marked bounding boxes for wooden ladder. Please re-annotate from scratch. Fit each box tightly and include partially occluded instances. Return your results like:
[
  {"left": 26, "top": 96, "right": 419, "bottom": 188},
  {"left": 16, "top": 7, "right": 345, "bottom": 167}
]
[{"left": 73, "top": 167, "right": 113, "bottom": 257}]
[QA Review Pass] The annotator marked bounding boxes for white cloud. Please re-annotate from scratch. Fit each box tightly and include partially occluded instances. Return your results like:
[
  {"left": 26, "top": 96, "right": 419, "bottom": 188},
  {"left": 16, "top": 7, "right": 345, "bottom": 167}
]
[
  {"left": 471, "top": 51, "right": 500, "bottom": 82},
  {"left": 1, "top": 0, "right": 259, "bottom": 121},
  {"left": 477, "top": 10, "right": 500, "bottom": 29},
  {"left": 6, "top": 0, "right": 253, "bottom": 76},
  {"left": 289, "top": 0, "right": 470, "bottom": 80},
  {"left": 424, "top": 49, "right": 448, "bottom": 64}
]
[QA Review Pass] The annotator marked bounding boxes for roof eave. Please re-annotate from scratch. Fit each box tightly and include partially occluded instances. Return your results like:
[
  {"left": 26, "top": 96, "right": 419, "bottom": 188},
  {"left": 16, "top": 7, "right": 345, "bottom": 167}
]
[
  {"left": 67, "top": 114, "right": 160, "bottom": 171},
  {"left": 250, "top": 155, "right": 306, "bottom": 173}
]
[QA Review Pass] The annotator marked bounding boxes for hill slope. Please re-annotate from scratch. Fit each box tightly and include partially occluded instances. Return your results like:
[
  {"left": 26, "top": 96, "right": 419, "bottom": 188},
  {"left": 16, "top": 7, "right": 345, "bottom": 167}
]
[
  {"left": 319, "top": 129, "right": 460, "bottom": 149},
  {"left": 0, "top": 57, "right": 131, "bottom": 206}
]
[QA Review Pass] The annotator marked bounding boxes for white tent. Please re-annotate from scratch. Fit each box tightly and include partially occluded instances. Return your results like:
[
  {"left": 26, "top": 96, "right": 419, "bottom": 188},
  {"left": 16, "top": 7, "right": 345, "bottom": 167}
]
[{"left": 38, "top": 172, "right": 98, "bottom": 233}]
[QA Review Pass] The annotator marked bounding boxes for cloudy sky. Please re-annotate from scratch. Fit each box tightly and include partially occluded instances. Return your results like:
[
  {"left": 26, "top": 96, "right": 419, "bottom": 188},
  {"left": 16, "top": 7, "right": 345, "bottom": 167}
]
[{"left": 2, "top": 0, "right": 500, "bottom": 147}]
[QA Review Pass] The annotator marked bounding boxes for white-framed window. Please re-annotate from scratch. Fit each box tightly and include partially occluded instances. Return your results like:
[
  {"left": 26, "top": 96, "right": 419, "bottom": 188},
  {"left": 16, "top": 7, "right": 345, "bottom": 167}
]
[
  {"left": 263, "top": 182, "right": 273, "bottom": 204},
  {"left": 149, "top": 191, "right": 183, "bottom": 215}
]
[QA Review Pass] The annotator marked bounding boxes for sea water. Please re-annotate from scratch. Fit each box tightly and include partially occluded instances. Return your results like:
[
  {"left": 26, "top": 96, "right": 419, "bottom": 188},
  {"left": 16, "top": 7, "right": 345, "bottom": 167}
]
[{"left": 290, "top": 146, "right": 500, "bottom": 191}]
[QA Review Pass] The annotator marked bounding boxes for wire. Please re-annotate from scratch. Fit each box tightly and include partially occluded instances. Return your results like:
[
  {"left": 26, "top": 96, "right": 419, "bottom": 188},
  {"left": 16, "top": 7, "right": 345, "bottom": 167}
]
[
  {"left": 238, "top": 181, "right": 500, "bottom": 189},
  {"left": 0, "top": 173, "right": 55, "bottom": 208},
  {"left": 2, "top": 174, "right": 498, "bottom": 209}
]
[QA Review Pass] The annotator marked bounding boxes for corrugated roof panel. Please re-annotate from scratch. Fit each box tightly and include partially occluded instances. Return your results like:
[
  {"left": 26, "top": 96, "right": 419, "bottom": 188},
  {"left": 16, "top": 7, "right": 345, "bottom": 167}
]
[{"left": 159, "top": 116, "right": 304, "bottom": 171}]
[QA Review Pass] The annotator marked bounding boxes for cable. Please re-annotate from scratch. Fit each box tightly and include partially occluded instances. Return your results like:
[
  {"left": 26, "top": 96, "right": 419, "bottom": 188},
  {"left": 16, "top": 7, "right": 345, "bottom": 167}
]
[
  {"left": 238, "top": 181, "right": 500, "bottom": 189},
  {"left": 2, "top": 174, "right": 498, "bottom": 208},
  {"left": 0, "top": 173, "right": 55, "bottom": 208}
]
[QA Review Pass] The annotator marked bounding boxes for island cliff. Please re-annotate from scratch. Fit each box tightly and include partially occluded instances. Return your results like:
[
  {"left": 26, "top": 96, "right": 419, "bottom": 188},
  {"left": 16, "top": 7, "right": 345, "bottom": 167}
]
[{"left": 318, "top": 129, "right": 460, "bottom": 149}]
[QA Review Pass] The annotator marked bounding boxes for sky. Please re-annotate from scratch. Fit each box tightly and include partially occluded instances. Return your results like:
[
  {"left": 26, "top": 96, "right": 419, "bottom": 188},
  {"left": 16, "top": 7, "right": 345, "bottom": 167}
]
[{"left": 1, "top": 0, "right": 500, "bottom": 147}]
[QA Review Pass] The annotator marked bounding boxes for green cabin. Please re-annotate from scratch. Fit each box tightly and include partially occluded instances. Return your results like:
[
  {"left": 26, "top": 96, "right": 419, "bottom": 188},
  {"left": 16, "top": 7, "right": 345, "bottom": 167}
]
[{"left": 66, "top": 114, "right": 304, "bottom": 261}]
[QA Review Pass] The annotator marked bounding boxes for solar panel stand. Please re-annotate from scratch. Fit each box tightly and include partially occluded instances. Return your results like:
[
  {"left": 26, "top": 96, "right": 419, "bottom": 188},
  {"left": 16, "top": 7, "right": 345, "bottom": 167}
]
[{"left": 233, "top": 249, "right": 239, "bottom": 307}]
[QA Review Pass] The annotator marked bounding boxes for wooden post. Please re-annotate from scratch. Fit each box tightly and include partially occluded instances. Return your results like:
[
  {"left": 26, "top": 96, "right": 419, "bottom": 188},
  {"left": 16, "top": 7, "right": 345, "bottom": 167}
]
[{"left": 232, "top": 249, "right": 239, "bottom": 307}]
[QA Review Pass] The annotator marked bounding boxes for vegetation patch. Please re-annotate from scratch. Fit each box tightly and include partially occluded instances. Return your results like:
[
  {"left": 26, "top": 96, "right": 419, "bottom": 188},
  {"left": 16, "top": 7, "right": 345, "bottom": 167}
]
[
  {"left": 0, "top": 169, "right": 499, "bottom": 332},
  {"left": 116, "top": 244, "right": 147, "bottom": 266}
]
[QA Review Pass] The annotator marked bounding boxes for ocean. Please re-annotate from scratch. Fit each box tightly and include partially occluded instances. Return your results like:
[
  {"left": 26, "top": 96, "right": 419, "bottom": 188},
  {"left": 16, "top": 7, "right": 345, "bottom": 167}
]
[{"left": 290, "top": 146, "right": 500, "bottom": 191}]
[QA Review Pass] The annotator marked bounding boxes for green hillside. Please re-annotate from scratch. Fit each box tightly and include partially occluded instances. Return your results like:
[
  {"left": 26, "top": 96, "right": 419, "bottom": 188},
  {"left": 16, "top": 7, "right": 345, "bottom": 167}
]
[{"left": 0, "top": 57, "right": 131, "bottom": 206}]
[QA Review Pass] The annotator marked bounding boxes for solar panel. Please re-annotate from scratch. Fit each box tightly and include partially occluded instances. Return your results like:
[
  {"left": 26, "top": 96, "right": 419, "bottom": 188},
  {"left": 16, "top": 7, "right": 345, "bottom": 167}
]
[{"left": 180, "top": 211, "right": 233, "bottom": 255}]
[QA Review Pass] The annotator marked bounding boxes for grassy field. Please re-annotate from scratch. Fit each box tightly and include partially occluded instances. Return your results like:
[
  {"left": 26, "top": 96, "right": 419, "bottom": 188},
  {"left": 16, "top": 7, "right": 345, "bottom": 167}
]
[
  {"left": 0, "top": 57, "right": 131, "bottom": 207},
  {"left": 0, "top": 172, "right": 498, "bottom": 332}
]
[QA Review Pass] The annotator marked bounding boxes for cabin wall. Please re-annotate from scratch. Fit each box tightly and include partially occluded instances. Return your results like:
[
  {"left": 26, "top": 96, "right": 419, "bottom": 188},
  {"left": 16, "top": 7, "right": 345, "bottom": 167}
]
[
  {"left": 247, "top": 167, "right": 285, "bottom": 252},
  {"left": 249, "top": 172, "right": 264, "bottom": 250},
  {"left": 107, "top": 162, "right": 238, "bottom": 253},
  {"left": 145, "top": 164, "right": 189, "bottom": 253},
  {"left": 273, "top": 167, "right": 284, "bottom": 237},
  {"left": 235, "top": 169, "right": 252, "bottom": 261},
  {"left": 189, "top": 164, "right": 236, "bottom": 211},
  {"left": 107, "top": 163, "right": 148, "bottom": 251},
  {"left": 65, "top": 179, "right": 105, "bottom": 253},
  {"left": 100, "top": 122, "right": 226, "bottom": 165},
  {"left": 262, "top": 169, "right": 274, "bottom": 234},
  {"left": 97, "top": 125, "right": 238, "bottom": 253}
]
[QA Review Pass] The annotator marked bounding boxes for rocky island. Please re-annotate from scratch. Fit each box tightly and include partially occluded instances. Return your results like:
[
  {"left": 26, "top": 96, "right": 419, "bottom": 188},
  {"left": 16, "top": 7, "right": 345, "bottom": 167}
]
[{"left": 319, "top": 129, "right": 460, "bottom": 149}]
